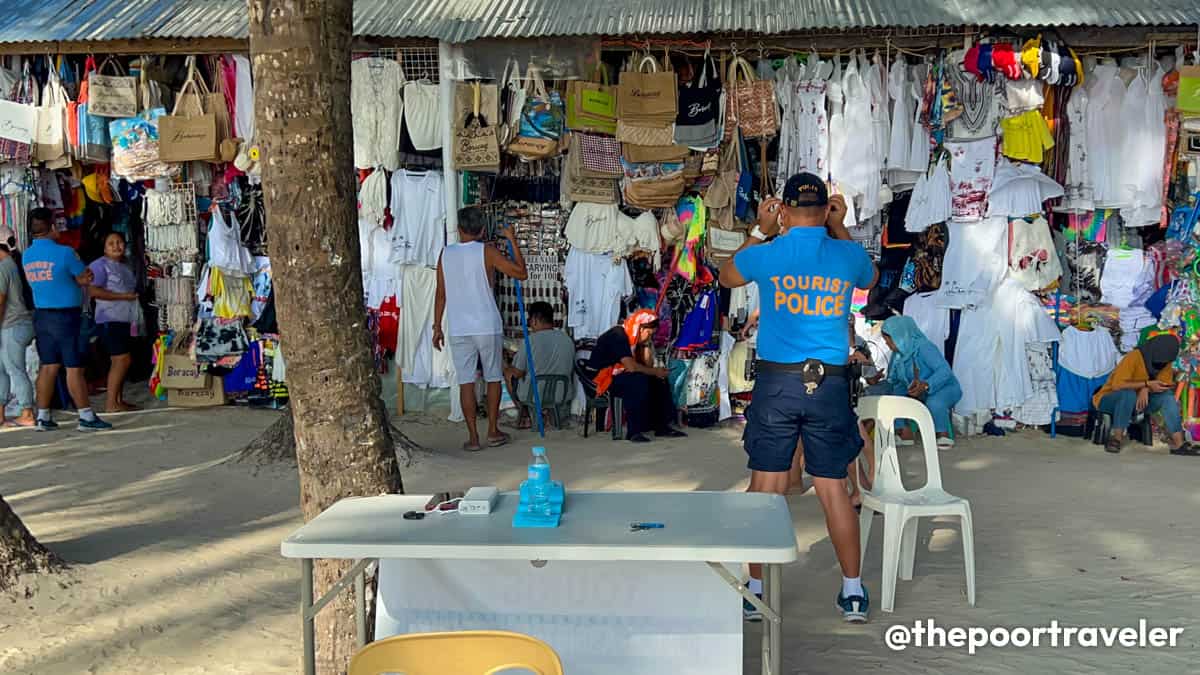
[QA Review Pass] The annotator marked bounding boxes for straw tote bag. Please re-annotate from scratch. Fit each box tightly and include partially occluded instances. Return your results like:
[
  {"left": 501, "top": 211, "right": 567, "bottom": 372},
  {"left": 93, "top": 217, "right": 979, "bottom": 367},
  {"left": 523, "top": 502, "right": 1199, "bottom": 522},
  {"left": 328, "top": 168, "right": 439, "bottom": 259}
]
[
  {"left": 566, "top": 64, "right": 617, "bottom": 135},
  {"left": 454, "top": 82, "right": 501, "bottom": 172},
  {"left": 617, "top": 52, "right": 677, "bottom": 120},
  {"left": 723, "top": 55, "right": 779, "bottom": 140},
  {"left": 88, "top": 56, "right": 138, "bottom": 118},
  {"left": 158, "top": 57, "right": 218, "bottom": 163}
]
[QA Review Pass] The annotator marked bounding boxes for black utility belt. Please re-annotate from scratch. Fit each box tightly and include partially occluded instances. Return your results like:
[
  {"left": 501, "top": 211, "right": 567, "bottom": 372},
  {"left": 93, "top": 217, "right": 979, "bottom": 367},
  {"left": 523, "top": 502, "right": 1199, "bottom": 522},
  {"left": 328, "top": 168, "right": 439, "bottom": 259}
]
[{"left": 756, "top": 359, "right": 847, "bottom": 377}]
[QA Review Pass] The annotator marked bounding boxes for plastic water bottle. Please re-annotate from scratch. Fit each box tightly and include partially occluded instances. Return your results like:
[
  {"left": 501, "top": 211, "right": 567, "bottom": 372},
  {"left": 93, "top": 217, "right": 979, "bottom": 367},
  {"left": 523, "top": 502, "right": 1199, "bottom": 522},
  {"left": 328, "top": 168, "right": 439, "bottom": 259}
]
[{"left": 527, "top": 446, "right": 553, "bottom": 516}]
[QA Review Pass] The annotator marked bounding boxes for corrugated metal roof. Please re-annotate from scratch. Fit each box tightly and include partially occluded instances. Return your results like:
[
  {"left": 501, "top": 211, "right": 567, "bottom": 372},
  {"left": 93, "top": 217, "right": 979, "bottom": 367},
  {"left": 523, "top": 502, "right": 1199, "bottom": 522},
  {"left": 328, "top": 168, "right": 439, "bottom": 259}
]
[
  {"left": 356, "top": 0, "right": 1200, "bottom": 40},
  {"left": 0, "top": 0, "right": 1196, "bottom": 44},
  {"left": 0, "top": 0, "right": 248, "bottom": 43}
]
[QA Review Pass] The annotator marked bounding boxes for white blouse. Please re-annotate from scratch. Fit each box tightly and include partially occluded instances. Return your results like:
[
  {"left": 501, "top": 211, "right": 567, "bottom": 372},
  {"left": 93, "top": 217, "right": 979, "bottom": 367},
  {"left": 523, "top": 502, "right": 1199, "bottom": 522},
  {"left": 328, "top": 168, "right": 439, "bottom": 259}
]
[{"left": 351, "top": 58, "right": 405, "bottom": 171}]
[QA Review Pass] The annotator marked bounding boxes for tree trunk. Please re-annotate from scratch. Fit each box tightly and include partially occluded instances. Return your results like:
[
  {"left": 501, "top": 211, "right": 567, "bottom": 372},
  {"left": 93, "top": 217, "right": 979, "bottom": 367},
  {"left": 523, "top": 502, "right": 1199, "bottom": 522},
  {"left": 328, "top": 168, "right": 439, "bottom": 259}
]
[
  {"left": 248, "top": 2, "right": 403, "bottom": 673},
  {"left": 0, "top": 493, "right": 62, "bottom": 593}
]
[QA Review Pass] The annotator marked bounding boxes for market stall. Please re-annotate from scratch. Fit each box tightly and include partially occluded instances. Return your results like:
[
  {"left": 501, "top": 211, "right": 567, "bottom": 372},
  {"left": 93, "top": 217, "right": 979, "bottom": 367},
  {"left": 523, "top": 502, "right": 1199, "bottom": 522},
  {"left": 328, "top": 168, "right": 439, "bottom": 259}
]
[
  {"left": 380, "top": 32, "right": 1200, "bottom": 443},
  {"left": 2, "top": 18, "right": 1199, "bottom": 442}
]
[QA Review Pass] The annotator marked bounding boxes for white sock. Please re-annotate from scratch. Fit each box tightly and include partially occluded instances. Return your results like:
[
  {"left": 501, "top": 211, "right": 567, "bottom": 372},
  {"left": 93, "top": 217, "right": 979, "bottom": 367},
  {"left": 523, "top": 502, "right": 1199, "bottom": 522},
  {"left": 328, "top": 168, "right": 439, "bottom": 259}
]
[
  {"left": 78, "top": 407, "right": 97, "bottom": 422},
  {"left": 37, "top": 408, "right": 50, "bottom": 422},
  {"left": 842, "top": 576, "right": 864, "bottom": 598},
  {"left": 747, "top": 578, "right": 763, "bottom": 595}
]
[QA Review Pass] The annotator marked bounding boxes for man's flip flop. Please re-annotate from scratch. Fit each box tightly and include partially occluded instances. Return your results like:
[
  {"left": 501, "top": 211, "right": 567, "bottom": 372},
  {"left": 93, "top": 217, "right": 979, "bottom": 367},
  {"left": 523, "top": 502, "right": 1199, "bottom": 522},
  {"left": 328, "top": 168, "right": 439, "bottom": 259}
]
[
  {"left": 487, "top": 433, "right": 511, "bottom": 448},
  {"left": 462, "top": 442, "right": 483, "bottom": 452}
]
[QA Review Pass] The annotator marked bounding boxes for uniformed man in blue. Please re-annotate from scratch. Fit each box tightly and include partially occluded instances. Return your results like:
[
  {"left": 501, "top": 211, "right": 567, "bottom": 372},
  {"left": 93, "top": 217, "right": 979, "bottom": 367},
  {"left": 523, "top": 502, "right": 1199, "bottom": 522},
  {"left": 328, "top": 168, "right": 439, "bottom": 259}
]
[
  {"left": 22, "top": 208, "right": 112, "bottom": 432},
  {"left": 720, "top": 173, "right": 878, "bottom": 623}
]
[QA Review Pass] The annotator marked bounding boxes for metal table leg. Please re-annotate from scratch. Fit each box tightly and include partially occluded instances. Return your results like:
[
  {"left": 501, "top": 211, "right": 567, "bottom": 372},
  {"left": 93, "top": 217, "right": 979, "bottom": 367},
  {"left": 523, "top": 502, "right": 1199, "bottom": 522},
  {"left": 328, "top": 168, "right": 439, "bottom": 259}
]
[
  {"left": 768, "top": 563, "right": 782, "bottom": 675},
  {"left": 760, "top": 564, "right": 771, "bottom": 675},
  {"left": 301, "top": 559, "right": 315, "bottom": 675},
  {"left": 355, "top": 565, "right": 367, "bottom": 647},
  {"left": 703, "top": 562, "right": 783, "bottom": 675}
]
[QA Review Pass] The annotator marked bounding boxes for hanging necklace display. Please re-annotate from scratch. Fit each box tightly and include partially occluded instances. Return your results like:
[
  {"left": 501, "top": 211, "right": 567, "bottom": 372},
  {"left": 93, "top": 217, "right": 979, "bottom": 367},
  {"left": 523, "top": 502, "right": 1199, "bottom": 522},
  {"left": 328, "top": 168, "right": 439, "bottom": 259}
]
[
  {"left": 144, "top": 182, "right": 200, "bottom": 333},
  {"left": 143, "top": 183, "right": 200, "bottom": 265}
]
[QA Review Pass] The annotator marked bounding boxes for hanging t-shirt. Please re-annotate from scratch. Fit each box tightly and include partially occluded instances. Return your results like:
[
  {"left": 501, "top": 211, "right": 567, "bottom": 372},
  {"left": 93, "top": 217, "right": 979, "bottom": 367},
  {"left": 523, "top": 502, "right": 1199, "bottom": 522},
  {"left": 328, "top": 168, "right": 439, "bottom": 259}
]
[
  {"left": 902, "top": 291, "right": 950, "bottom": 357},
  {"left": 389, "top": 170, "right": 445, "bottom": 268},
  {"left": 250, "top": 256, "right": 272, "bottom": 322},
  {"left": 674, "top": 288, "right": 718, "bottom": 350},
  {"left": 946, "top": 137, "right": 996, "bottom": 222},
  {"left": 1004, "top": 78, "right": 1045, "bottom": 113},
  {"left": 1008, "top": 216, "right": 1063, "bottom": 292},
  {"left": 207, "top": 208, "right": 255, "bottom": 276},
  {"left": 564, "top": 248, "right": 633, "bottom": 340},
  {"left": 936, "top": 216, "right": 1009, "bottom": 309},
  {"left": 403, "top": 82, "right": 443, "bottom": 152},
  {"left": 904, "top": 160, "right": 952, "bottom": 232},
  {"left": 565, "top": 202, "right": 624, "bottom": 255},
  {"left": 1099, "top": 248, "right": 1145, "bottom": 308},
  {"left": 1058, "top": 326, "right": 1120, "bottom": 379},
  {"left": 360, "top": 219, "right": 399, "bottom": 309}
]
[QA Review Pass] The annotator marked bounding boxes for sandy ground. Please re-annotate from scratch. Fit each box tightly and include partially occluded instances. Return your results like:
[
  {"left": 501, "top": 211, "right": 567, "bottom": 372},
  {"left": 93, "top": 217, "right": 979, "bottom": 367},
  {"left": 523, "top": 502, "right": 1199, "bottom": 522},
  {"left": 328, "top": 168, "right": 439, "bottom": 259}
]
[{"left": 2, "top": 399, "right": 1200, "bottom": 675}]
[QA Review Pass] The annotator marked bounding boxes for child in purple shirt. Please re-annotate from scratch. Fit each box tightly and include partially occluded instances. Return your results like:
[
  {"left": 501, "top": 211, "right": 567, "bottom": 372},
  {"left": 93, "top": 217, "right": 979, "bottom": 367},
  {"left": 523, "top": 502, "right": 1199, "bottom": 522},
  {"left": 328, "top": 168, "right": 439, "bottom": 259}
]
[{"left": 88, "top": 233, "right": 139, "bottom": 412}]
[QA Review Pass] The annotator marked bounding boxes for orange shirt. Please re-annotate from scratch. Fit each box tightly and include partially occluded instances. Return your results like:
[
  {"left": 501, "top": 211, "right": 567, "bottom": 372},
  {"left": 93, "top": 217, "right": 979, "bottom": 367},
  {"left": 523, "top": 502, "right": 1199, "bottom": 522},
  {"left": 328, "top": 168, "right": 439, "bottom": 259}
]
[{"left": 1092, "top": 350, "right": 1174, "bottom": 408}]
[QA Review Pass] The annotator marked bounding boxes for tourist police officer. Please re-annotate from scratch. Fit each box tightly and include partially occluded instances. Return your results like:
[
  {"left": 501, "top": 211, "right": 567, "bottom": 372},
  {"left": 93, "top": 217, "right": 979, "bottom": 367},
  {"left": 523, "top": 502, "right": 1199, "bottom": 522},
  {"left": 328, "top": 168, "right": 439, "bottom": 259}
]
[{"left": 719, "top": 173, "right": 878, "bottom": 622}]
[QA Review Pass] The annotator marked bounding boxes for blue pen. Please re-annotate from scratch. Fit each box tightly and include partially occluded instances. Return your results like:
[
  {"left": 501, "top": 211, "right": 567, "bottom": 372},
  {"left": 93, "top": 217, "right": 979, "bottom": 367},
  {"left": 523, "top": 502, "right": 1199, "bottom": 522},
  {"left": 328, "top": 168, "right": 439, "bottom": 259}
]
[{"left": 631, "top": 522, "right": 665, "bottom": 530}]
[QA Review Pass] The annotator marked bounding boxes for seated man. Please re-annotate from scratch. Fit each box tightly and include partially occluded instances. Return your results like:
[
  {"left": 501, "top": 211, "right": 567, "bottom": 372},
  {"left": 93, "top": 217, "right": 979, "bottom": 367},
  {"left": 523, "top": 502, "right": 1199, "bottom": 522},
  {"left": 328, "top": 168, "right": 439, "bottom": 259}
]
[
  {"left": 1094, "top": 332, "right": 1197, "bottom": 456},
  {"left": 505, "top": 302, "right": 576, "bottom": 428},
  {"left": 586, "top": 309, "right": 686, "bottom": 443}
]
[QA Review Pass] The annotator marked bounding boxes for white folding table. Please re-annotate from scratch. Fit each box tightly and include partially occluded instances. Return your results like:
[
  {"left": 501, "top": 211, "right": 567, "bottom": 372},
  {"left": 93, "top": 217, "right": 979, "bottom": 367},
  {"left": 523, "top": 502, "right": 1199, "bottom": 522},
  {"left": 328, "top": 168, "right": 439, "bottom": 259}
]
[{"left": 280, "top": 490, "right": 797, "bottom": 674}]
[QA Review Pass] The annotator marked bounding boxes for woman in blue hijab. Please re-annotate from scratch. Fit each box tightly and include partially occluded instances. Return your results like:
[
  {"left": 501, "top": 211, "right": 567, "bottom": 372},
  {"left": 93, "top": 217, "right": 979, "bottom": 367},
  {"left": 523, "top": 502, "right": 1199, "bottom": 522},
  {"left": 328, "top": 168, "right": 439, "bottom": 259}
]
[{"left": 882, "top": 315, "right": 963, "bottom": 447}]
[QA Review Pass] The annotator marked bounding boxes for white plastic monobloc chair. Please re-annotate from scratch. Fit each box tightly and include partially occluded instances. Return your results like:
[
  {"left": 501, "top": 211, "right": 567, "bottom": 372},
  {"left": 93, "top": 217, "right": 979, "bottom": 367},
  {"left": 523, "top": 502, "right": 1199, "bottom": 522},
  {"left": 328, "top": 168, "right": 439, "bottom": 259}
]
[{"left": 856, "top": 395, "right": 976, "bottom": 613}]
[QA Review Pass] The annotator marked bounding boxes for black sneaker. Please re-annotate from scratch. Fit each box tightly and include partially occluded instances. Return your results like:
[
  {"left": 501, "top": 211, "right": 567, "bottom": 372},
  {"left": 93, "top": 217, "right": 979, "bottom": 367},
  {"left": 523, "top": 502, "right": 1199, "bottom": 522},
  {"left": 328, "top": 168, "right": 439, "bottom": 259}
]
[
  {"left": 628, "top": 433, "right": 652, "bottom": 443},
  {"left": 77, "top": 417, "right": 113, "bottom": 432},
  {"left": 836, "top": 586, "right": 870, "bottom": 623},
  {"left": 1170, "top": 443, "right": 1200, "bottom": 456},
  {"left": 743, "top": 594, "right": 764, "bottom": 622},
  {"left": 35, "top": 418, "right": 59, "bottom": 432}
]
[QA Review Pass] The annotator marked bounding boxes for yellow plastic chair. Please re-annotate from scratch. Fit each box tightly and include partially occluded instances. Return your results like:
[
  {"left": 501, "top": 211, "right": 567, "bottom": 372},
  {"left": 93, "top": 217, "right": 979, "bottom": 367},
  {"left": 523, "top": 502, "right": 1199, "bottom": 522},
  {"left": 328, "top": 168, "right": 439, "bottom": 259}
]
[{"left": 349, "top": 630, "right": 564, "bottom": 675}]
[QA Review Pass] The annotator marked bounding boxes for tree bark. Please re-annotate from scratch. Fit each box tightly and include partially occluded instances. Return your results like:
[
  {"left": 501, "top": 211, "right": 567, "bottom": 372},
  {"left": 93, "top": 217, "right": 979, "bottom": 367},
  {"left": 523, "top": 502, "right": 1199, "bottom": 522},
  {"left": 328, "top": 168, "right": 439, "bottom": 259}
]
[
  {"left": 0, "top": 493, "right": 62, "bottom": 594},
  {"left": 248, "top": 2, "right": 403, "bottom": 673}
]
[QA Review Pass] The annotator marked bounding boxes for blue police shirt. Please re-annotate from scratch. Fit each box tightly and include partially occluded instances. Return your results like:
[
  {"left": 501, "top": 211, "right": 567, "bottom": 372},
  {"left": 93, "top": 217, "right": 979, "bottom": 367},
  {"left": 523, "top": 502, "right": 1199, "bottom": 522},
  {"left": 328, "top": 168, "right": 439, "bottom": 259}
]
[
  {"left": 733, "top": 227, "right": 874, "bottom": 364},
  {"left": 22, "top": 238, "right": 85, "bottom": 309}
]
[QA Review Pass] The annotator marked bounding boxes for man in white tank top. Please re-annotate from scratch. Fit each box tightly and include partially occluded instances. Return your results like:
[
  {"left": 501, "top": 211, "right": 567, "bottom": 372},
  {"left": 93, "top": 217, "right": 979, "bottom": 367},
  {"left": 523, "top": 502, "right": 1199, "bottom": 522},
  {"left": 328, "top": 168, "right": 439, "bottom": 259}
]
[{"left": 434, "top": 207, "right": 527, "bottom": 451}]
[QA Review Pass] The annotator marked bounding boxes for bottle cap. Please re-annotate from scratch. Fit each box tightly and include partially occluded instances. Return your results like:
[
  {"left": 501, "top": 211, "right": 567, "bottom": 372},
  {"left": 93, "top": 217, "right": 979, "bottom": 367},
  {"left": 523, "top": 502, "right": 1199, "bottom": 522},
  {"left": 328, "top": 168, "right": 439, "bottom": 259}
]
[{"left": 532, "top": 446, "right": 546, "bottom": 455}]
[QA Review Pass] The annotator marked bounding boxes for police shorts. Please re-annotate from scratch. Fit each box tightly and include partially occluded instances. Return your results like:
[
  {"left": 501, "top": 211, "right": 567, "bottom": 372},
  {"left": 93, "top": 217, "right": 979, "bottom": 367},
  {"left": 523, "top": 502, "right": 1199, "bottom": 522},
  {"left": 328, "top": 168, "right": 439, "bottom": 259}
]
[
  {"left": 33, "top": 308, "right": 84, "bottom": 369},
  {"left": 742, "top": 368, "right": 863, "bottom": 479}
]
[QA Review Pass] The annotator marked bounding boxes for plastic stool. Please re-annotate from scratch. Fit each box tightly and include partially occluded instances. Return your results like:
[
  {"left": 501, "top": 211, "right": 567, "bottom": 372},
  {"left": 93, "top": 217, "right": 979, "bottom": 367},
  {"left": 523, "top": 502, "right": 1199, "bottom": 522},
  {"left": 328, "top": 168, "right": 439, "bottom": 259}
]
[{"left": 1091, "top": 412, "right": 1153, "bottom": 446}]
